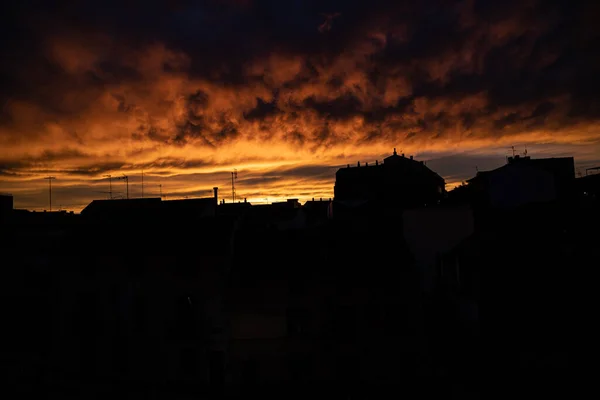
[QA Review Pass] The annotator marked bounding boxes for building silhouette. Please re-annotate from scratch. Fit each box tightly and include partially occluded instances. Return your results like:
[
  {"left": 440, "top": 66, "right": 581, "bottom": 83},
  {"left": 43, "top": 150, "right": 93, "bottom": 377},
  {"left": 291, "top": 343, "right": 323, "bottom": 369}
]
[
  {"left": 466, "top": 155, "right": 575, "bottom": 209},
  {"left": 0, "top": 193, "right": 13, "bottom": 223},
  {"left": 3, "top": 151, "right": 596, "bottom": 398},
  {"left": 576, "top": 169, "right": 600, "bottom": 200},
  {"left": 334, "top": 149, "right": 445, "bottom": 209}
]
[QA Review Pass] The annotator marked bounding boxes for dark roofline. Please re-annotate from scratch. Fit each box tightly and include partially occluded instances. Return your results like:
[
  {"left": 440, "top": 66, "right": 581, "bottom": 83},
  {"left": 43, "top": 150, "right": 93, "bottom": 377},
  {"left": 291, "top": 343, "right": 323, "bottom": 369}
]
[{"left": 81, "top": 197, "right": 162, "bottom": 214}]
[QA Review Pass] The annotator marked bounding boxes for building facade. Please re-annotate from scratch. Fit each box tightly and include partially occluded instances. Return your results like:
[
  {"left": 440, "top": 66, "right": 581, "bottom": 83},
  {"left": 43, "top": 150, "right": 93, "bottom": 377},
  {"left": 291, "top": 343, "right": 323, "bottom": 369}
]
[{"left": 334, "top": 149, "right": 445, "bottom": 209}]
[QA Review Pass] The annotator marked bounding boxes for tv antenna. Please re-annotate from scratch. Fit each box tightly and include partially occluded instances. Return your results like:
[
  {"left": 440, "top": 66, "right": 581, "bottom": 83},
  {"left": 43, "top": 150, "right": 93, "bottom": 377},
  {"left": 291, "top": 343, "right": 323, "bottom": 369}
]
[
  {"left": 231, "top": 169, "right": 238, "bottom": 203},
  {"left": 115, "top": 174, "right": 129, "bottom": 199},
  {"left": 44, "top": 176, "right": 56, "bottom": 211},
  {"left": 103, "top": 174, "right": 113, "bottom": 199}
]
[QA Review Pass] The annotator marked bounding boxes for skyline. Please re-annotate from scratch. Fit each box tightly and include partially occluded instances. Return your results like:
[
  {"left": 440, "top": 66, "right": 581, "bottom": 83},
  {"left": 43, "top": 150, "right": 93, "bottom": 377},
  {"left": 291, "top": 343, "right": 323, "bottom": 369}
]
[{"left": 2, "top": 0, "right": 600, "bottom": 211}]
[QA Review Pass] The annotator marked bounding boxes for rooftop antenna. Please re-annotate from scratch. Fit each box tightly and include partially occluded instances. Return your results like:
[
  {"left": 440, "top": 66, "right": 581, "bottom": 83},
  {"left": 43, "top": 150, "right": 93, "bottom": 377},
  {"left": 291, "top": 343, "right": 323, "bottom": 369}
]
[
  {"left": 511, "top": 146, "right": 516, "bottom": 157},
  {"left": 44, "top": 176, "right": 56, "bottom": 211},
  {"left": 104, "top": 174, "right": 113, "bottom": 199},
  {"left": 116, "top": 174, "right": 129, "bottom": 199},
  {"left": 231, "top": 169, "right": 238, "bottom": 203},
  {"left": 524, "top": 147, "right": 528, "bottom": 157}
]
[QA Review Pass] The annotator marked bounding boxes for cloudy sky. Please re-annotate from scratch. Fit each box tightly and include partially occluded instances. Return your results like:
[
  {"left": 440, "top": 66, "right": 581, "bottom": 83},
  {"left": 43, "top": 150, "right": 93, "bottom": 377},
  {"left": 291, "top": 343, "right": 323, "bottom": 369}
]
[{"left": 1, "top": 0, "right": 599, "bottom": 211}]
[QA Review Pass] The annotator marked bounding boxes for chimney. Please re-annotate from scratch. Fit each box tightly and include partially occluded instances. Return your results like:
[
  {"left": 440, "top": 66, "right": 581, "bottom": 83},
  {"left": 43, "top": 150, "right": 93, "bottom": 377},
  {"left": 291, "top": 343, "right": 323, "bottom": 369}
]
[
  {"left": 312, "top": 197, "right": 314, "bottom": 201},
  {"left": 357, "top": 161, "right": 360, "bottom": 167},
  {"left": 213, "top": 187, "right": 218, "bottom": 204},
  {"left": 244, "top": 198, "right": 247, "bottom": 203},
  {"left": 410, "top": 155, "right": 413, "bottom": 160},
  {"left": 393, "top": 148, "right": 397, "bottom": 155},
  {"left": 375, "top": 160, "right": 378, "bottom": 166},
  {"left": 366, "top": 162, "right": 369, "bottom": 166},
  {"left": 402, "top": 153, "right": 405, "bottom": 158},
  {"left": 347, "top": 164, "right": 350, "bottom": 168},
  {"left": 320, "top": 198, "right": 322, "bottom": 201}
]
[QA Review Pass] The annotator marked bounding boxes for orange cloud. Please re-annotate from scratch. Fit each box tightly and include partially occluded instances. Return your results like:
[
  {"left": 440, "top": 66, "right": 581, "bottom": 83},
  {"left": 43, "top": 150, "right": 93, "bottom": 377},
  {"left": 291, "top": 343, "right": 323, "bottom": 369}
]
[{"left": 1, "top": 0, "right": 600, "bottom": 211}]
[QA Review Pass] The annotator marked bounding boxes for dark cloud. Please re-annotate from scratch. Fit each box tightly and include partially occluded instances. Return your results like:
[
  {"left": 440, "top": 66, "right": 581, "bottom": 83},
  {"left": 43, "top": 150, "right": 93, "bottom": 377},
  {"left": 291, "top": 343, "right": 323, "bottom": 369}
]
[
  {"left": 244, "top": 97, "right": 280, "bottom": 121},
  {"left": 1, "top": 0, "right": 600, "bottom": 209},
  {"left": 2, "top": 0, "right": 599, "bottom": 140},
  {"left": 272, "top": 165, "right": 338, "bottom": 179},
  {"left": 425, "top": 154, "right": 507, "bottom": 184},
  {"left": 303, "top": 94, "right": 363, "bottom": 120}
]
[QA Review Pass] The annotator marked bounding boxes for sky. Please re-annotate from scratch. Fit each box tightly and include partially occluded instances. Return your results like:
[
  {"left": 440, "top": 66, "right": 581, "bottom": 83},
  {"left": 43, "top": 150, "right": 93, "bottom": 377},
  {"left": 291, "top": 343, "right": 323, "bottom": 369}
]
[{"left": 1, "top": 0, "right": 599, "bottom": 211}]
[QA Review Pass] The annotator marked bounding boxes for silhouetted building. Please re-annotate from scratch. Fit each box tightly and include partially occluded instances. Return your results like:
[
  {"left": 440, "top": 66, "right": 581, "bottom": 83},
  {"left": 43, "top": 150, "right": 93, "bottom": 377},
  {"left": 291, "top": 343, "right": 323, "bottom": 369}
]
[
  {"left": 577, "top": 169, "right": 600, "bottom": 200},
  {"left": 160, "top": 197, "right": 217, "bottom": 219},
  {"left": 303, "top": 198, "right": 333, "bottom": 226},
  {"left": 244, "top": 199, "right": 307, "bottom": 231},
  {"left": 467, "top": 155, "right": 575, "bottom": 208},
  {"left": 81, "top": 196, "right": 217, "bottom": 222},
  {"left": 219, "top": 200, "right": 253, "bottom": 218},
  {"left": 403, "top": 205, "right": 475, "bottom": 294},
  {"left": 0, "top": 193, "right": 13, "bottom": 223},
  {"left": 81, "top": 197, "right": 162, "bottom": 220},
  {"left": 334, "top": 149, "right": 445, "bottom": 209}
]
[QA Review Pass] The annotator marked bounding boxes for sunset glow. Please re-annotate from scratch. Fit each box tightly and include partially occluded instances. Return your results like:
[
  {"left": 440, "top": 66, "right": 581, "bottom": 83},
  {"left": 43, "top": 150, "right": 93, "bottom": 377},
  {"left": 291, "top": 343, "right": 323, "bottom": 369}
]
[{"left": 2, "top": 0, "right": 599, "bottom": 211}]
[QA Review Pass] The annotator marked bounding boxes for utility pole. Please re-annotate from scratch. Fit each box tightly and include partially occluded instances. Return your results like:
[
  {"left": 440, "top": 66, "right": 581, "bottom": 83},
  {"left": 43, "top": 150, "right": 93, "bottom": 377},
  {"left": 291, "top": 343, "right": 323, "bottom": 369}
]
[
  {"left": 231, "top": 169, "right": 237, "bottom": 203},
  {"left": 44, "top": 176, "right": 56, "bottom": 211},
  {"left": 104, "top": 174, "right": 113, "bottom": 199}
]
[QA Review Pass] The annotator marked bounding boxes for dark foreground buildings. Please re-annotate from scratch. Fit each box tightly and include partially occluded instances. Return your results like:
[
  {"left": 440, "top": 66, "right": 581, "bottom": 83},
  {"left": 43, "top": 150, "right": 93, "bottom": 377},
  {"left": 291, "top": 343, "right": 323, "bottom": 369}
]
[{"left": 1, "top": 155, "right": 596, "bottom": 398}]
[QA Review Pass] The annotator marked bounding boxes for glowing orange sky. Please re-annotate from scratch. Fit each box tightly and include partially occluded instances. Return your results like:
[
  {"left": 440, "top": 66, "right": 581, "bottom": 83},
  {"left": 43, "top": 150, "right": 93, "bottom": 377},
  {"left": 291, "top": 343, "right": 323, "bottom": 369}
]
[{"left": 1, "top": 0, "right": 599, "bottom": 211}]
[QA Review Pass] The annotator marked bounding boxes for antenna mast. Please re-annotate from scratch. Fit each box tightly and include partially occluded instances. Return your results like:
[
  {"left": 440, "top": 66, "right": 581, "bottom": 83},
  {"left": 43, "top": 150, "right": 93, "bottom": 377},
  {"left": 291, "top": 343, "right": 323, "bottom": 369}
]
[
  {"left": 116, "top": 174, "right": 129, "bottom": 199},
  {"left": 44, "top": 176, "right": 56, "bottom": 211},
  {"left": 104, "top": 174, "right": 113, "bottom": 199},
  {"left": 231, "top": 169, "right": 238, "bottom": 203}
]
